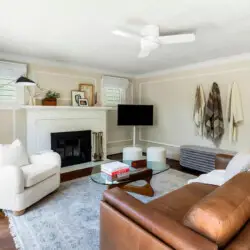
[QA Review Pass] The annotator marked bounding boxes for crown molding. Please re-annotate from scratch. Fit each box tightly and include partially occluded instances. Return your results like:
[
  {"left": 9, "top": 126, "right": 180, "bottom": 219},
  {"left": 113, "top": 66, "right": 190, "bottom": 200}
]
[
  {"left": 1, "top": 51, "right": 250, "bottom": 80},
  {"left": 0, "top": 52, "right": 135, "bottom": 78},
  {"left": 135, "top": 53, "right": 250, "bottom": 79}
]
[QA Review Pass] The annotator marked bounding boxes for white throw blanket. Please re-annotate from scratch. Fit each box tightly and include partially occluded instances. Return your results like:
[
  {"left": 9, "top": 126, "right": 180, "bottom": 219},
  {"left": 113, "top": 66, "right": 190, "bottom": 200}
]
[
  {"left": 193, "top": 84, "right": 206, "bottom": 136},
  {"left": 188, "top": 170, "right": 226, "bottom": 186},
  {"left": 188, "top": 152, "right": 250, "bottom": 186},
  {"left": 226, "top": 82, "right": 244, "bottom": 143}
]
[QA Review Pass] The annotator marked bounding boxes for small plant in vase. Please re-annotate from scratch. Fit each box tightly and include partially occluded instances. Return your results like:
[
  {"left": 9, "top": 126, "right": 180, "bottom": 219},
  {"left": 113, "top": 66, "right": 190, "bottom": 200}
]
[{"left": 42, "top": 90, "right": 60, "bottom": 106}]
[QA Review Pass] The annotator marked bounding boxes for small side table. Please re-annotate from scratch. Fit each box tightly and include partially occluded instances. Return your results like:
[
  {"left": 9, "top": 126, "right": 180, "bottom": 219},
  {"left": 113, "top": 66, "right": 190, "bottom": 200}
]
[{"left": 123, "top": 147, "right": 143, "bottom": 161}]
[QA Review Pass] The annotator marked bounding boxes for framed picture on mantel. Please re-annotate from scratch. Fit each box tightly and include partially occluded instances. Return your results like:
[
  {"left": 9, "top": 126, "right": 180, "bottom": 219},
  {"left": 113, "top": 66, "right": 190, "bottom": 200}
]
[
  {"left": 71, "top": 91, "right": 85, "bottom": 106},
  {"left": 79, "top": 83, "right": 94, "bottom": 106}
]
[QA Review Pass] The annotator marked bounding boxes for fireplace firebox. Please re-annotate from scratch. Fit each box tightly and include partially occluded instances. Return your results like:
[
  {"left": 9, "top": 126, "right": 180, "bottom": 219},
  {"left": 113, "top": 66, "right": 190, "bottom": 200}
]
[{"left": 51, "top": 130, "right": 91, "bottom": 167}]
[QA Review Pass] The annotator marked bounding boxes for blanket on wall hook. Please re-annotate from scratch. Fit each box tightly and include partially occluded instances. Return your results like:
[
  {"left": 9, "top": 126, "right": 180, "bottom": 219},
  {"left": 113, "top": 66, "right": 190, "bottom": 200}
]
[
  {"left": 226, "top": 82, "right": 243, "bottom": 143},
  {"left": 205, "top": 82, "right": 224, "bottom": 143},
  {"left": 193, "top": 84, "right": 206, "bottom": 136}
]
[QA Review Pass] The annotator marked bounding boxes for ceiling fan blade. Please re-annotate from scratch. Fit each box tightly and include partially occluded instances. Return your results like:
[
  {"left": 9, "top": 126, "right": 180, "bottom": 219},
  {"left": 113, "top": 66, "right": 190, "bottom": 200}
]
[
  {"left": 112, "top": 29, "right": 140, "bottom": 40},
  {"left": 138, "top": 49, "right": 151, "bottom": 58},
  {"left": 159, "top": 33, "right": 195, "bottom": 44},
  {"left": 138, "top": 38, "right": 159, "bottom": 58}
]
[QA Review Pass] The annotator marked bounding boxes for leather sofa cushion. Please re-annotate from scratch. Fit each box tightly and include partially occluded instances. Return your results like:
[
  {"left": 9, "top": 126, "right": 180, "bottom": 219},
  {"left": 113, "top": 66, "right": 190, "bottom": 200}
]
[
  {"left": 147, "top": 183, "right": 217, "bottom": 222},
  {"left": 103, "top": 188, "right": 218, "bottom": 250},
  {"left": 183, "top": 172, "right": 250, "bottom": 246},
  {"left": 225, "top": 220, "right": 250, "bottom": 249},
  {"left": 22, "top": 164, "right": 58, "bottom": 187}
]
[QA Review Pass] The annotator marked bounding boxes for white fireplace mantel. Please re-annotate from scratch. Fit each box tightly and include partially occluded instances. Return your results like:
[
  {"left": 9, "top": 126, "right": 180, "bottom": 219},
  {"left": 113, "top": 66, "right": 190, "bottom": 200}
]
[
  {"left": 22, "top": 105, "right": 114, "bottom": 111},
  {"left": 16, "top": 105, "right": 114, "bottom": 160}
]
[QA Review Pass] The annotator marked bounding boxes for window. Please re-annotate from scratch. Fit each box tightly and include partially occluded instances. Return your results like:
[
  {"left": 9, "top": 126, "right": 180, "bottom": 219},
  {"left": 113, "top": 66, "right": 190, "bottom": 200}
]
[
  {"left": 103, "top": 88, "right": 122, "bottom": 106},
  {"left": 0, "top": 80, "right": 17, "bottom": 102},
  {"left": 0, "top": 61, "right": 27, "bottom": 105},
  {"left": 102, "top": 76, "right": 131, "bottom": 106}
]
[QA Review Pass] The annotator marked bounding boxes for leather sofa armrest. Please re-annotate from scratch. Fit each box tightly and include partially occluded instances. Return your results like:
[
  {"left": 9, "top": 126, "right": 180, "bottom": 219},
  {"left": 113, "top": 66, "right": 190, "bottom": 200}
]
[
  {"left": 103, "top": 188, "right": 217, "bottom": 250},
  {"left": 215, "top": 154, "right": 233, "bottom": 170}
]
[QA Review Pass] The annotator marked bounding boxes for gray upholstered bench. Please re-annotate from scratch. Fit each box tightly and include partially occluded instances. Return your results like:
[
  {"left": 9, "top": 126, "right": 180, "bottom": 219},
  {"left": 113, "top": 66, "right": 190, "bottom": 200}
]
[{"left": 180, "top": 145, "right": 235, "bottom": 173}]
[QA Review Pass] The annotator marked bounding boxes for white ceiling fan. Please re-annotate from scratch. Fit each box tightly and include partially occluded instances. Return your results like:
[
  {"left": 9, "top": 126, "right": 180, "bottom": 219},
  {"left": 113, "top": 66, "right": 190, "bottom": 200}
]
[{"left": 112, "top": 25, "right": 195, "bottom": 58}]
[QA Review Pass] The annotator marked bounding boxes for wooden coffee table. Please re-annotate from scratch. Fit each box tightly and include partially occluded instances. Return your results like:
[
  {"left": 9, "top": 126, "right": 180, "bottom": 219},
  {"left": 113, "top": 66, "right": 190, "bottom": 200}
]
[{"left": 91, "top": 161, "right": 170, "bottom": 197}]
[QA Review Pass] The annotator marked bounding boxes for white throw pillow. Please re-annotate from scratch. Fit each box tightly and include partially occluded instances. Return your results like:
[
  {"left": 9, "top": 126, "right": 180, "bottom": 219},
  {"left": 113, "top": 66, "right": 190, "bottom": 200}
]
[
  {"left": 224, "top": 152, "right": 250, "bottom": 182},
  {"left": 0, "top": 139, "right": 29, "bottom": 167}
]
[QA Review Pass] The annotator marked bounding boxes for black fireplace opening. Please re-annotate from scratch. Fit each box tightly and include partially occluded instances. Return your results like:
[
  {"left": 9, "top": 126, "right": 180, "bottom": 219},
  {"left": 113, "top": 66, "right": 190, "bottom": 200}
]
[{"left": 51, "top": 130, "right": 91, "bottom": 167}]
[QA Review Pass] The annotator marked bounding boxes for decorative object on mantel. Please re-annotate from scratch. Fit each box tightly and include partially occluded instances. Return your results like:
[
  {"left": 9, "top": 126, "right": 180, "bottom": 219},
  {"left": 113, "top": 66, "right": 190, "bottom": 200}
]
[
  {"left": 71, "top": 90, "right": 85, "bottom": 106},
  {"left": 79, "top": 83, "right": 94, "bottom": 106},
  {"left": 94, "top": 92, "right": 102, "bottom": 106},
  {"left": 42, "top": 90, "right": 60, "bottom": 106},
  {"left": 92, "top": 132, "right": 103, "bottom": 161},
  {"left": 78, "top": 98, "right": 88, "bottom": 106}
]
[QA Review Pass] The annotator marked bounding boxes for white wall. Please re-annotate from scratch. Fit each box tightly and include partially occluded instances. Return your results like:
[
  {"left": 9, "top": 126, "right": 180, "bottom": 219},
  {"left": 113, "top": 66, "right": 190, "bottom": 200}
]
[
  {"left": 0, "top": 62, "right": 133, "bottom": 154},
  {"left": 136, "top": 59, "right": 250, "bottom": 159}
]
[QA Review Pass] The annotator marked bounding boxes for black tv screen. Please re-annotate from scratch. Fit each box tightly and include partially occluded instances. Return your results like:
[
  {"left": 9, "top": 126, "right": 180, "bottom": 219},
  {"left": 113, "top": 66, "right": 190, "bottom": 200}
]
[{"left": 117, "top": 104, "right": 153, "bottom": 126}]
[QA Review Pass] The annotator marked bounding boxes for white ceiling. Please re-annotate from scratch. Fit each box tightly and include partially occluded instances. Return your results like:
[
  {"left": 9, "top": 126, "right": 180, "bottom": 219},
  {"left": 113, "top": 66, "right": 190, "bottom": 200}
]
[{"left": 1, "top": 0, "right": 250, "bottom": 75}]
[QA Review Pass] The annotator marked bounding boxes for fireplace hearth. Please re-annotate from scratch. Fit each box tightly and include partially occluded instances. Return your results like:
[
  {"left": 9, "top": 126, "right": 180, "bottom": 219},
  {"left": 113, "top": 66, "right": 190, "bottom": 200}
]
[{"left": 51, "top": 130, "right": 91, "bottom": 167}]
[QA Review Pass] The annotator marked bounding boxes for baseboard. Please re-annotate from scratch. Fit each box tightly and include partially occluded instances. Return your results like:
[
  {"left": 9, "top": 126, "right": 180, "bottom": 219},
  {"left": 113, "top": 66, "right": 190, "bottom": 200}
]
[{"left": 107, "top": 145, "right": 124, "bottom": 155}]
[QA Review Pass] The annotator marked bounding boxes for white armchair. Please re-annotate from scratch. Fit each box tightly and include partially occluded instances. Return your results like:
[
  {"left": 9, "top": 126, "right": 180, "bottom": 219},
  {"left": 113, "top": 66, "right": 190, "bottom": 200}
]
[{"left": 0, "top": 150, "right": 61, "bottom": 216}]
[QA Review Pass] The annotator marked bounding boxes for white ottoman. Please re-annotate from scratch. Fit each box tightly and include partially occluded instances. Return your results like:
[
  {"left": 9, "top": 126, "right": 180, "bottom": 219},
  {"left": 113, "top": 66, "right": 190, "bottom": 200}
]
[
  {"left": 147, "top": 147, "right": 166, "bottom": 163},
  {"left": 123, "top": 147, "right": 143, "bottom": 161}
]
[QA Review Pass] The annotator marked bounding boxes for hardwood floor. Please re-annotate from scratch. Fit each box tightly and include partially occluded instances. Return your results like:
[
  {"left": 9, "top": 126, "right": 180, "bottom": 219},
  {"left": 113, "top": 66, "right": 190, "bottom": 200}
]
[
  {"left": 0, "top": 154, "right": 200, "bottom": 249},
  {"left": 0, "top": 211, "right": 15, "bottom": 250}
]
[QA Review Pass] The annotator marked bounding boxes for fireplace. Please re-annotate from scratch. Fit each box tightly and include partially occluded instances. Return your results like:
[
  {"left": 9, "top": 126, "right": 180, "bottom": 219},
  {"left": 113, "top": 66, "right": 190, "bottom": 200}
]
[{"left": 51, "top": 130, "right": 91, "bottom": 167}]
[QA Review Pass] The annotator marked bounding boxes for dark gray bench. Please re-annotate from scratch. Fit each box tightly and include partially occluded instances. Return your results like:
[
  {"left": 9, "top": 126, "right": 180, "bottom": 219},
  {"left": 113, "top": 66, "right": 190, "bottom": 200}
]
[{"left": 180, "top": 145, "right": 235, "bottom": 173}]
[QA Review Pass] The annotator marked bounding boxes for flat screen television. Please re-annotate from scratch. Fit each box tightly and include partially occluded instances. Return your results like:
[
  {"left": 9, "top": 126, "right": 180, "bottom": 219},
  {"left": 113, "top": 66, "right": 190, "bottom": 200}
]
[{"left": 117, "top": 104, "right": 153, "bottom": 126}]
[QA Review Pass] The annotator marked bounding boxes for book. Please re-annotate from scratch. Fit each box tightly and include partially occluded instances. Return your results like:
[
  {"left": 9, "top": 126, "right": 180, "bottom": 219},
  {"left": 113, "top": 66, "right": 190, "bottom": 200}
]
[
  {"left": 101, "top": 167, "right": 129, "bottom": 177},
  {"left": 101, "top": 171, "right": 130, "bottom": 182},
  {"left": 101, "top": 161, "right": 129, "bottom": 175}
]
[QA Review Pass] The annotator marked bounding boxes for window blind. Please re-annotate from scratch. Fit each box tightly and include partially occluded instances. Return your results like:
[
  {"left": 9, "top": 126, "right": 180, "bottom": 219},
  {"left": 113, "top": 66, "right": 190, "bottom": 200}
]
[
  {"left": 0, "top": 61, "right": 27, "bottom": 104},
  {"left": 102, "top": 76, "right": 130, "bottom": 106},
  {"left": 0, "top": 79, "right": 17, "bottom": 102}
]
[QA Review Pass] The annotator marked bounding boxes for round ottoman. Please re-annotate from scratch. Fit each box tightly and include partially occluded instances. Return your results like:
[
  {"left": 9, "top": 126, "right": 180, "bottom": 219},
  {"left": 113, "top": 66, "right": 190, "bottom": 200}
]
[
  {"left": 123, "top": 147, "right": 143, "bottom": 161},
  {"left": 147, "top": 147, "right": 166, "bottom": 163}
]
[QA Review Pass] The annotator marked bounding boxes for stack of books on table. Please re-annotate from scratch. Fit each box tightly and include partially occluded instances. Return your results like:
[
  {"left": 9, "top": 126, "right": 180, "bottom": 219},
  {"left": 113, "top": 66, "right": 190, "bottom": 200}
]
[{"left": 101, "top": 161, "right": 130, "bottom": 181}]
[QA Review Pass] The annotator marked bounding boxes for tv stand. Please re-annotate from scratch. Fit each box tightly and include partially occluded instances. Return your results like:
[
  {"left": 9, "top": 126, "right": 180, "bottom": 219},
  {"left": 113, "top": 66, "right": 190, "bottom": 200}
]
[
  {"left": 123, "top": 126, "right": 142, "bottom": 161},
  {"left": 133, "top": 126, "right": 136, "bottom": 147}
]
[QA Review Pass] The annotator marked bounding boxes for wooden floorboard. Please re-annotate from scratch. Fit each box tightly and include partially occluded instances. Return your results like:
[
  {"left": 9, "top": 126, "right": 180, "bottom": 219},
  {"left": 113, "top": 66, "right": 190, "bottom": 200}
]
[
  {"left": 0, "top": 212, "right": 15, "bottom": 250},
  {"left": 0, "top": 153, "right": 200, "bottom": 249}
]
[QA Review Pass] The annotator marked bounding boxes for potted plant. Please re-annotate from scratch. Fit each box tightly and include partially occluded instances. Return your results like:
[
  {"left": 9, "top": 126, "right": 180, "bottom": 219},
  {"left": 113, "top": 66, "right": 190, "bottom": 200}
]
[{"left": 42, "top": 90, "right": 60, "bottom": 106}]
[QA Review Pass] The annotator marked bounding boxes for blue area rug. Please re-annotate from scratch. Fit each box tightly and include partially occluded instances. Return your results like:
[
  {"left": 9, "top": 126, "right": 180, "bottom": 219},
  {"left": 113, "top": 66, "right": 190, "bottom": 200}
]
[{"left": 5, "top": 169, "right": 195, "bottom": 250}]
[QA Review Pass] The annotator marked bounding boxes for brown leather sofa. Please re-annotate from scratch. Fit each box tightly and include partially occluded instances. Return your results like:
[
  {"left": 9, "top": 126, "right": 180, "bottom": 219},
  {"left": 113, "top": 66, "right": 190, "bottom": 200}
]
[{"left": 100, "top": 154, "right": 250, "bottom": 250}]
